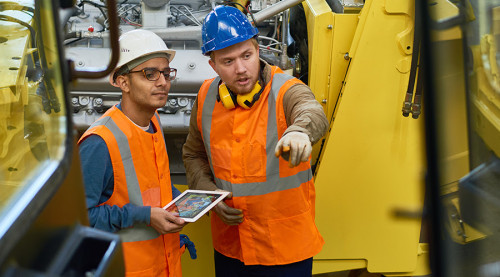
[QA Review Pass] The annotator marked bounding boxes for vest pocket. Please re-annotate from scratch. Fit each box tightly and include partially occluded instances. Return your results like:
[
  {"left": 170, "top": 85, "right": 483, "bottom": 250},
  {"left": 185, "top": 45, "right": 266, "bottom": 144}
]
[
  {"left": 242, "top": 143, "right": 266, "bottom": 177},
  {"left": 211, "top": 146, "right": 232, "bottom": 170},
  {"left": 122, "top": 238, "right": 167, "bottom": 275},
  {"left": 267, "top": 209, "right": 322, "bottom": 263}
]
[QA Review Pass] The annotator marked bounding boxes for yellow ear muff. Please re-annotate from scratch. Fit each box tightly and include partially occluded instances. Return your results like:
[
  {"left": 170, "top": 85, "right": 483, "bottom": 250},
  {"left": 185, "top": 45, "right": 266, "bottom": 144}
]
[
  {"left": 218, "top": 83, "right": 237, "bottom": 109},
  {"left": 218, "top": 81, "right": 263, "bottom": 110},
  {"left": 236, "top": 82, "right": 263, "bottom": 109}
]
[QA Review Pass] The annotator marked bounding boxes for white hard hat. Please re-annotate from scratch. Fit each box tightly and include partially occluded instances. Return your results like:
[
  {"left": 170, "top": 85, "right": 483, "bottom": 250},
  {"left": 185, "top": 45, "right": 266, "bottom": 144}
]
[{"left": 109, "top": 29, "right": 176, "bottom": 85}]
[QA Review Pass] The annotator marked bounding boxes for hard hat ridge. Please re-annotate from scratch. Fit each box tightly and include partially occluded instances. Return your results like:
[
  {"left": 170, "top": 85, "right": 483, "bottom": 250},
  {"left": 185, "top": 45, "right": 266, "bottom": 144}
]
[{"left": 201, "top": 5, "right": 259, "bottom": 55}]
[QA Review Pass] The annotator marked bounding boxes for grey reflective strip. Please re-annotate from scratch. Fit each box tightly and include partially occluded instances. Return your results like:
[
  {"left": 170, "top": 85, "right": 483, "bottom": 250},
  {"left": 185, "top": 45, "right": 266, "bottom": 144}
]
[
  {"left": 117, "top": 223, "right": 160, "bottom": 242},
  {"left": 201, "top": 77, "right": 221, "bottom": 180},
  {"left": 217, "top": 169, "right": 312, "bottom": 196},
  {"left": 202, "top": 73, "right": 312, "bottom": 197},
  {"left": 266, "top": 73, "right": 295, "bottom": 175},
  {"left": 91, "top": 116, "right": 160, "bottom": 242},
  {"left": 103, "top": 118, "right": 143, "bottom": 206}
]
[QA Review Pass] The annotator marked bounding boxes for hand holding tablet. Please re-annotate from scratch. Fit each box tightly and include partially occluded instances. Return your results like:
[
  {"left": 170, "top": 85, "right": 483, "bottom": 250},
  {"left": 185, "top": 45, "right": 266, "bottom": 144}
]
[{"left": 163, "top": 190, "right": 230, "bottom": 222}]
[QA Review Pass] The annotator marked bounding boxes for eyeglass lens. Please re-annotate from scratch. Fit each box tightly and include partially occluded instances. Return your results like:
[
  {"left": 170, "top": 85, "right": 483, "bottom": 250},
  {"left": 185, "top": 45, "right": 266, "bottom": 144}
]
[{"left": 144, "top": 68, "right": 176, "bottom": 81}]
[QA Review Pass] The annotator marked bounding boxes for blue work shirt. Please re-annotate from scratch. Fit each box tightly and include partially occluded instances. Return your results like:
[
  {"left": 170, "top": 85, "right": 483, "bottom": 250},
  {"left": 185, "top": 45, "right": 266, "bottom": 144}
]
[{"left": 79, "top": 104, "right": 181, "bottom": 233}]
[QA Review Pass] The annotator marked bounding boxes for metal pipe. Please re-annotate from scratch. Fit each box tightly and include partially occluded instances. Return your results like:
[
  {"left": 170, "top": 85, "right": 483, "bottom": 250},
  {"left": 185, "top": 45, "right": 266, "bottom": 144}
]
[
  {"left": 252, "top": 0, "right": 305, "bottom": 24},
  {"left": 143, "top": 0, "right": 305, "bottom": 41},
  {"left": 149, "top": 26, "right": 203, "bottom": 41},
  {"left": 280, "top": 9, "right": 289, "bottom": 69},
  {"left": 71, "top": 0, "right": 120, "bottom": 79}
]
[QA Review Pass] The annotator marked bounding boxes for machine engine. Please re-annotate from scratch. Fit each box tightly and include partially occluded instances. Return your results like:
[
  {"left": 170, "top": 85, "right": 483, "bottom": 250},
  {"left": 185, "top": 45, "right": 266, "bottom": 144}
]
[{"left": 63, "top": 0, "right": 295, "bottom": 181}]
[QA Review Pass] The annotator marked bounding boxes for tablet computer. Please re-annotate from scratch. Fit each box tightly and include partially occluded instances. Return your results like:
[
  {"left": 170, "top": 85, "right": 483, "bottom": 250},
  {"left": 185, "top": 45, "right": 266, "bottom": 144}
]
[{"left": 163, "top": 190, "right": 230, "bottom": 222}]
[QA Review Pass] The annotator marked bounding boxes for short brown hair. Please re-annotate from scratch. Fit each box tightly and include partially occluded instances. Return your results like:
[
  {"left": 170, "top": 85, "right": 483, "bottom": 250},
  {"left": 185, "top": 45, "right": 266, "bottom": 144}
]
[{"left": 209, "top": 38, "right": 259, "bottom": 62}]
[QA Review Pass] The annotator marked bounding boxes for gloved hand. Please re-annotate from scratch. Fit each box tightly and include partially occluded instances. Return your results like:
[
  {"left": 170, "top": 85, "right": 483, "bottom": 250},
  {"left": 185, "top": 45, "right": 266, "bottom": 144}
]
[
  {"left": 213, "top": 189, "right": 244, "bottom": 225},
  {"left": 274, "top": 131, "right": 312, "bottom": 168}
]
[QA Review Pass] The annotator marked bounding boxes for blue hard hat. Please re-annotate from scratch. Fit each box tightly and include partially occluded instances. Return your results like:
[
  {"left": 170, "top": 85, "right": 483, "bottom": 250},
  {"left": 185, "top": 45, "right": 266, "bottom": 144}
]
[{"left": 201, "top": 5, "right": 259, "bottom": 55}]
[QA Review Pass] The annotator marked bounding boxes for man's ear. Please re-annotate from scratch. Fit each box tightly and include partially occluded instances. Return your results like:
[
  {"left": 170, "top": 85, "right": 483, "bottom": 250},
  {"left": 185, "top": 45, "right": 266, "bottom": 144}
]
[
  {"left": 115, "top": 75, "right": 130, "bottom": 93},
  {"left": 208, "top": 58, "right": 216, "bottom": 73}
]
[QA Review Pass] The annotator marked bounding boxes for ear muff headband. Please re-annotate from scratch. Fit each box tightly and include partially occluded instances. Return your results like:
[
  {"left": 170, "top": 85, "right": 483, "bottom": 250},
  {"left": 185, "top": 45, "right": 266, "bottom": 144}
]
[
  {"left": 236, "top": 82, "right": 262, "bottom": 109},
  {"left": 217, "top": 81, "right": 264, "bottom": 110}
]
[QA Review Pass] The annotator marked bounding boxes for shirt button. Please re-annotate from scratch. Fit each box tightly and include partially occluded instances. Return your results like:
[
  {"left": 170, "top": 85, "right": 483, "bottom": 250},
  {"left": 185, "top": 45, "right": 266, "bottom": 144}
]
[
  {"left": 167, "top": 253, "right": 171, "bottom": 257},
  {"left": 232, "top": 174, "right": 237, "bottom": 179},
  {"left": 235, "top": 138, "right": 240, "bottom": 143},
  {"left": 154, "top": 137, "right": 158, "bottom": 142}
]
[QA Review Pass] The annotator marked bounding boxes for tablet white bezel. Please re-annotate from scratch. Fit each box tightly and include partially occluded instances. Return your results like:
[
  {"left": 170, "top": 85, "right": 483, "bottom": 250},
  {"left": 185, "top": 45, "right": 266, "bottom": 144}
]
[{"left": 162, "top": 189, "right": 230, "bottom": 222}]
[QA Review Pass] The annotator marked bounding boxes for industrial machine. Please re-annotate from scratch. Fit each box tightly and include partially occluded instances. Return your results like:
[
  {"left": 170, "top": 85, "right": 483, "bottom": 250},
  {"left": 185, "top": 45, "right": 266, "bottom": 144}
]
[
  {"left": 3, "top": 0, "right": 500, "bottom": 276},
  {"left": 0, "top": 0, "right": 124, "bottom": 276},
  {"left": 424, "top": 0, "right": 500, "bottom": 276}
]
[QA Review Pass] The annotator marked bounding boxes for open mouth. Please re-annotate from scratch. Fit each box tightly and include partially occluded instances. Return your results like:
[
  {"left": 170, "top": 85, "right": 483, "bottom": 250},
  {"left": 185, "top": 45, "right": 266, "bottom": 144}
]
[{"left": 237, "top": 78, "right": 249, "bottom": 86}]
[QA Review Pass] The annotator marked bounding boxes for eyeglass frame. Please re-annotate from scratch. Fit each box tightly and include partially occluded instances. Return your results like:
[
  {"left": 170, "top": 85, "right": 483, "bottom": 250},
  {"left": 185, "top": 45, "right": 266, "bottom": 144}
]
[{"left": 127, "top": 67, "right": 177, "bottom": 81}]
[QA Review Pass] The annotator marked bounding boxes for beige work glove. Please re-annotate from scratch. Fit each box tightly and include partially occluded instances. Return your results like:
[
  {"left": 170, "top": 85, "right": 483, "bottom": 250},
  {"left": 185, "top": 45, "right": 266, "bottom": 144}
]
[{"left": 274, "top": 131, "right": 312, "bottom": 167}]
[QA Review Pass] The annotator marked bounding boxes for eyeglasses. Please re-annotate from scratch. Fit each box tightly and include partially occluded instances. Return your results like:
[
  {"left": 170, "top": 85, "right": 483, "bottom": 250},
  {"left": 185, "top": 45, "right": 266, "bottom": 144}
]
[{"left": 127, "top": 68, "right": 177, "bottom": 81}]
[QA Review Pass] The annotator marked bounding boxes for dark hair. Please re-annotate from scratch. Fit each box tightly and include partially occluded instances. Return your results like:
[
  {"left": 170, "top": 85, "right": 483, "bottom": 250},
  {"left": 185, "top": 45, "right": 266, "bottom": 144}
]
[{"left": 112, "top": 65, "right": 129, "bottom": 82}]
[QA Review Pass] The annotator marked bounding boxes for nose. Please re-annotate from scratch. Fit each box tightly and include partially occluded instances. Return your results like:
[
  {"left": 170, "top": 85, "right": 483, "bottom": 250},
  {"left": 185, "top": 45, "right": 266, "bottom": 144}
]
[
  {"left": 234, "top": 59, "right": 246, "bottom": 74},
  {"left": 155, "top": 72, "right": 170, "bottom": 86}
]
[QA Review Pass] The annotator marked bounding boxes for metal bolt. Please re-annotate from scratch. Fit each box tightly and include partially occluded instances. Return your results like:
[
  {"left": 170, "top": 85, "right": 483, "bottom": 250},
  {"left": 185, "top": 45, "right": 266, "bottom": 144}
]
[
  {"left": 79, "top": 96, "right": 90, "bottom": 105},
  {"left": 327, "top": 25, "right": 333, "bottom": 29},
  {"left": 344, "top": 53, "right": 350, "bottom": 60},
  {"left": 188, "top": 63, "right": 196, "bottom": 69},
  {"left": 322, "top": 99, "right": 327, "bottom": 104},
  {"left": 178, "top": 98, "right": 189, "bottom": 107},
  {"left": 169, "top": 99, "right": 177, "bottom": 106},
  {"left": 72, "top": 97, "right": 79, "bottom": 105},
  {"left": 94, "top": 98, "right": 103, "bottom": 106}
]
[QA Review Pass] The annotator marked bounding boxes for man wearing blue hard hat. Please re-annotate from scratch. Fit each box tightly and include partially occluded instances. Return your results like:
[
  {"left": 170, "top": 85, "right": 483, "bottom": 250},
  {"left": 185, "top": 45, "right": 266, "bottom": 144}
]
[{"left": 183, "top": 5, "right": 329, "bottom": 276}]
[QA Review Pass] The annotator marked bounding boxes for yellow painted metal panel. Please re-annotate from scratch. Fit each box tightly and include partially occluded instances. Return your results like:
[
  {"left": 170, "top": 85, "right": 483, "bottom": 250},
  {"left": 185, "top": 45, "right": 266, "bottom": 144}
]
[
  {"left": 312, "top": 0, "right": 427, "bottom": 274},
  {"left": 303, "top": 0, "right": 333, "bottom": 111},
  {"left": 179, "top": 215, "right": 216, "bottom": 277},
  {"left": 383, "top": 244, "right": 430, "bottom": 276},
  {"left": 175, "top": 184, "right": 216, "bottom": 277},
  {"left": 326, "top": 14, "right": 358, "bottom": 122},
  {"left": 432, "top": 39, "right": 470, "bottom": 185},
  {"left": 313, "top": 259, "right": 367, "bottom": 273},
  {"left": 472, "top": 35, "right": 500, "bottom": 158}
]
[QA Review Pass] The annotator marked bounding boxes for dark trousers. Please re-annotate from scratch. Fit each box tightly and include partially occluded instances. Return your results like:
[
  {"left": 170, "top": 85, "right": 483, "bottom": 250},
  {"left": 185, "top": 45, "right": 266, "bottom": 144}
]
[{"left": 214, "top": 250, "right": 313, "bottom": 277}]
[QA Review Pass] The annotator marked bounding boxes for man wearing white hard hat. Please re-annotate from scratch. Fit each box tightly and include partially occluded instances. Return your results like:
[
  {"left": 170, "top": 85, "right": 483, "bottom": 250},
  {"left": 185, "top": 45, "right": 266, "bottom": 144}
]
[{"left": 78, "top": 29, "right": 188, "bottom": 276}]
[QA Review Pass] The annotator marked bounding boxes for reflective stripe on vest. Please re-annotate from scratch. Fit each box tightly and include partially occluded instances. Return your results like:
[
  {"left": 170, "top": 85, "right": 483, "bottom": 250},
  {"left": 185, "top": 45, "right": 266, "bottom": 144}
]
[
  {"left": 89, "top": 116, "right": 160, "bottom": 242},
  {"left": 201, "top": 73, "right": 313, "bottom": 197}
]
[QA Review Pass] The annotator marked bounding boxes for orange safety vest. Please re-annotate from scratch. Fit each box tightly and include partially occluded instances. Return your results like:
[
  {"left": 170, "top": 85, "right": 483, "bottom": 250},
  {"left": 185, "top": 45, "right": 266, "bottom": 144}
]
[
  {"left": 196, "top": 66, "right": 324, "bottom": 265},
  {"left": 79, "top": 106, "right": 182, "bottom": 277}
]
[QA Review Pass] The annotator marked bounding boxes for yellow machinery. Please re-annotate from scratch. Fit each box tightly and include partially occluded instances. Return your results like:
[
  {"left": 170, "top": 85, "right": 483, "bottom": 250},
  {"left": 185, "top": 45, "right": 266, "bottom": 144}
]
[
  {"left": 0, "top": 0, "right": 124, "bottom": 275},
  {"left": 0, "top": 0, "right": 432, "bottom": 276},
  {"left": 425, "top": 0, "right": 500, "bottom": 276},
  {"left": 5, "top": 0, "right": 500, "bottom": 276},
  {"left": 177, "top": 0, "right": 500, "bottom": 275},
  {"left": 181, "top": 0, "right": 432, "bottom": 276},
  {"left": 306, "top": 0, "right": 428, "bottom": 275}
]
